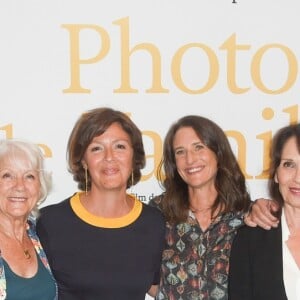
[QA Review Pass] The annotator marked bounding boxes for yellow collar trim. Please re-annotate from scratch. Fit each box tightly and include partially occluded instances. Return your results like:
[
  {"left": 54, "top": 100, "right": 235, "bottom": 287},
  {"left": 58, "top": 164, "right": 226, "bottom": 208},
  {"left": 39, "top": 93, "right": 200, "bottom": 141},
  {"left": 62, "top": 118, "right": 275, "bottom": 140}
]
[{"left": 70, "top": 192, "right": 142, "bottom": 228}]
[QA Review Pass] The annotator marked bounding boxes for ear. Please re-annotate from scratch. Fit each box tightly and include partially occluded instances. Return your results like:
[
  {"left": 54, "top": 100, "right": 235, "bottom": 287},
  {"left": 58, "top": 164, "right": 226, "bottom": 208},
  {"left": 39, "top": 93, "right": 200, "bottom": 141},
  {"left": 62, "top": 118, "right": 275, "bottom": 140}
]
[{"left": 274, "top": 173, "right": 278, "bottom": 183}]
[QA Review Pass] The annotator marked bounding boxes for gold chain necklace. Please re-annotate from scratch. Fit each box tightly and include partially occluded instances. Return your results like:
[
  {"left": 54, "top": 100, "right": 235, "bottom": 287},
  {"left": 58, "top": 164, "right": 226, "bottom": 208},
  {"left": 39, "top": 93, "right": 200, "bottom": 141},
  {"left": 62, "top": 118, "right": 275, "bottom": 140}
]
[
  {"left": 0, "top": 231, "right": 31, "bottom": 260},
  {"left": 16, "top": 235, "right": 31, "bottom": 259}
]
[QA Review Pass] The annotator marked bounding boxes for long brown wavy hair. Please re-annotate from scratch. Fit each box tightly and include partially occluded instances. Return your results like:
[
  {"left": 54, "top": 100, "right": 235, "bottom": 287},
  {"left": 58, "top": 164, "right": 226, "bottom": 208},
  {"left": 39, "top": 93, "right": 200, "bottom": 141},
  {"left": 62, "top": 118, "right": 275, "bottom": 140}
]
[{"left": 158, "top": 115, "right": 251, "bottom": 224}]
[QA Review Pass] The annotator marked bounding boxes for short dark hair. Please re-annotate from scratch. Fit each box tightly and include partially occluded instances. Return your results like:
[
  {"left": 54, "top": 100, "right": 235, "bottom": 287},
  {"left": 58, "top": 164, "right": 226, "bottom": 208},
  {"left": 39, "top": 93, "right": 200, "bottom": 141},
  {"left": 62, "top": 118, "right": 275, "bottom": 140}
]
[
  {"left": 268, "top": 123, "right": 300, "bottom": 216},
  {"left": 67, "top": 107, "right": 145, "bottom": 191}
]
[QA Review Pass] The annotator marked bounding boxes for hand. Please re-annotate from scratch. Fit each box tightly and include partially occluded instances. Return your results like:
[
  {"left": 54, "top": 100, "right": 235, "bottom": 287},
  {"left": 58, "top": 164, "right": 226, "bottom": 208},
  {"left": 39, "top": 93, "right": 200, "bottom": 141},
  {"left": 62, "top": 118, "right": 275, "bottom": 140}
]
[{"left": 244, "top": 198, "right": 279, "bottom": 230}]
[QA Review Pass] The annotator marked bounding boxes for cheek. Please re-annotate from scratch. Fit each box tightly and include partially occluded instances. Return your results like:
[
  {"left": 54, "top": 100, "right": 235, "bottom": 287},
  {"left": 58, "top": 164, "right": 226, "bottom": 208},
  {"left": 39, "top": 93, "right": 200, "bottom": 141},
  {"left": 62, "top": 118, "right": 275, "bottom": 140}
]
[
  {"left": 27, "top": 184, "right": 40, "bottom": 197},
  {"left": 276, "top": 171, "right": 291, "bottom": 185}
]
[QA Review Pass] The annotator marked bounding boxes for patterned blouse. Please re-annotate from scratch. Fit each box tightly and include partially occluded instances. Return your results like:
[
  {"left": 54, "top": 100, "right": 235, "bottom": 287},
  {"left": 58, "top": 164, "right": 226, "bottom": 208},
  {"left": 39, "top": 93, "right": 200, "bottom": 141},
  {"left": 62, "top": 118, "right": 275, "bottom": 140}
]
[
  {"left": 0, "top": 215, "right": 57, "bottom": 300},
  {"left": 154, "top": 208, "right": 244, "bottom": 300}
]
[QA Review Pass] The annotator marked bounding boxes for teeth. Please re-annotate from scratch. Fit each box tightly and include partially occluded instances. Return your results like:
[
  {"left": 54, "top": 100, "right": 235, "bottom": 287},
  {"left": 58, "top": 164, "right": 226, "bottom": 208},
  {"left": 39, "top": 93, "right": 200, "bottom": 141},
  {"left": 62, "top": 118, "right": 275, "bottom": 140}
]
[
  {"left": 187, "top": 167, "right": 202, "bottom": 173},
  {"left": 9, "top": 197, "right": 26, "bottom": 202}
]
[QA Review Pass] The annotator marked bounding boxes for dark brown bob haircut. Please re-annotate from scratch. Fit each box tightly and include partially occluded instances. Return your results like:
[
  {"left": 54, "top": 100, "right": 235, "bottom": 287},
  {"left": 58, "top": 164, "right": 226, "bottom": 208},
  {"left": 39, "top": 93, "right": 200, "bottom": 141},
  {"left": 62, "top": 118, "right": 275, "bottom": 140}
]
[
  {"left": 67, "top": 107, "right": 145, "bottom": 191},
  {"left": 158, "top": 115, "right": 251, "bottom": 224},
  {"left": 268, "top": 123, "right": 300, "bottom": 217}
]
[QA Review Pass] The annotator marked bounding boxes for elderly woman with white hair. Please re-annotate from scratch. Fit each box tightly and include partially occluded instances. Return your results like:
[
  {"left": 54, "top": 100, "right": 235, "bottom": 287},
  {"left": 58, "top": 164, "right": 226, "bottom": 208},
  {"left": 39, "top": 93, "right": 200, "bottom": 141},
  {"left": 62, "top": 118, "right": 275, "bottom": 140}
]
[{"left": 0, "top": 139, "right": 57, "bottom": 300}]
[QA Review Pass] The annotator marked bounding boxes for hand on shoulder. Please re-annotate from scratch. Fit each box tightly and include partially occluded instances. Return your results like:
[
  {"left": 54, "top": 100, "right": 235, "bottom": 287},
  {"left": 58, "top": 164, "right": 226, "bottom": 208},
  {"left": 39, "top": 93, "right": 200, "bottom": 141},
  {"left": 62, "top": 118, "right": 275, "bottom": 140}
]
[{"left": 244, "top": 198, "right": 279, "bottom": 230}]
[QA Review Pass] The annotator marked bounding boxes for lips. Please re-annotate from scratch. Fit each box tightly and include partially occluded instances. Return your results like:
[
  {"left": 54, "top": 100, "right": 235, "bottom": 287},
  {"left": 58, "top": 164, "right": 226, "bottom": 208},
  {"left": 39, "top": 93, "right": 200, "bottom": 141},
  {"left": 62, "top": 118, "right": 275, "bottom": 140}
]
[
  {"left": 289, "top": 187, "right": 300, "bottom": 194},
  {"left": 102, "top": 168, "right": 119, "bottom": 175},
  {"left": 8, "top": 196, "right": 27, "bottom": 202},
  {"left": 186, "top": 166, "right": 204, "bottom": 174}
]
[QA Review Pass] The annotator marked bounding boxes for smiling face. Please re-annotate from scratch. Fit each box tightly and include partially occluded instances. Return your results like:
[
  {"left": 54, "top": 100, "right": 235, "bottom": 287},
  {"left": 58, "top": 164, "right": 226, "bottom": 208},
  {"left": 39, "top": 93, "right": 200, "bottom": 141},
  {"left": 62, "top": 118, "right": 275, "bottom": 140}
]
[
  {"left": 275, "top": 136, "right": 300, "bottom": 209},
  {"left": 0, "top": 154, "right": 41, "bottom": 220},
  {"left": 82, "top": 122, "right": 134, "bottom": 192},
  {"left": 173, "top": 126, "right": 218, "bottom": 191}
]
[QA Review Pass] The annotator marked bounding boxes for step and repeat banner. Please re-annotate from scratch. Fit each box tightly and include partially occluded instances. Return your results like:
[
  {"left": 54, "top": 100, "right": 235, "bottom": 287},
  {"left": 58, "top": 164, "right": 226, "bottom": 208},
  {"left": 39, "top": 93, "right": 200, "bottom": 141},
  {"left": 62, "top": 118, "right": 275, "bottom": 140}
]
[
  {"left": 1, "top": 1, "right": 299, "bottom": 298},
  {"left": 1, "top": 0, "right": 299, "bottom": 208},
  {"left": 1, "top": 1, "right": 299, "bottom": 289}
]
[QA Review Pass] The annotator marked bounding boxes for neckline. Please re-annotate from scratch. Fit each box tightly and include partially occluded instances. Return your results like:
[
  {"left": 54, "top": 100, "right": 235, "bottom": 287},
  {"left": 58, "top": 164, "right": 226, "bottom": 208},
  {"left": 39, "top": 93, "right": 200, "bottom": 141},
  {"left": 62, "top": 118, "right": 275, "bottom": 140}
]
[{"left": 70, "top": 192, "right": 143, "bottom": 228}]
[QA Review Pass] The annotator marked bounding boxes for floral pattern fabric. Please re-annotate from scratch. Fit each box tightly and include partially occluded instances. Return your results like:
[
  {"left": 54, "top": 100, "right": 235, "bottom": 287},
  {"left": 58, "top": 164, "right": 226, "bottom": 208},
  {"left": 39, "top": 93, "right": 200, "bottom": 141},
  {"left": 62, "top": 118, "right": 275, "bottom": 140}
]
[
  {"left": 156, "top": 211, "right": 244, "bottom": 300},
  {"left": 0, "top": 214, "right": 57, "bottom": 300}
]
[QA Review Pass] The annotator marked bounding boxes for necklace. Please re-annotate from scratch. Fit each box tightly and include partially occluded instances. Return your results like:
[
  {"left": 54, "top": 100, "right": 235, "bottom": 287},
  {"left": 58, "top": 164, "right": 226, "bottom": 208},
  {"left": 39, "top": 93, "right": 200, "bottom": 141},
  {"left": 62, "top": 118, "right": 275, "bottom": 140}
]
[
  {"left": 0, "top": 231, "right": 31, "bottom": 260},
  {"left": 23, "top": 249, "right": 31, "bottom": 259},
  {"left": 16, "top": 235, "right": 31, "bottom": 259},
  {"left": 190, "top": 206, "right": 211, "bottom": 214}
]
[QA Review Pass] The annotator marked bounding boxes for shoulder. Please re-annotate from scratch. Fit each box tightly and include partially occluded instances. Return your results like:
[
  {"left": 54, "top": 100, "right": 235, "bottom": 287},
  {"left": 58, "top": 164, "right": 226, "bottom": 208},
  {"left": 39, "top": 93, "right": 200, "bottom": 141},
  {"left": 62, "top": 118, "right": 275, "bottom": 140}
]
[
  {"left": 234, "top": 222, "right": 282, "bottom": 246},
  {"left": 142, "top": 202, "right": 164, "bottom": 221},
  {"left": 140, "top": 202, "right": 166, "bottom": 232},
  {"left": 148, "top": 193, "right": 165, "bottom": 211},
  {"left": 38, "top": 195, "right": 73, "bottom": 221}
]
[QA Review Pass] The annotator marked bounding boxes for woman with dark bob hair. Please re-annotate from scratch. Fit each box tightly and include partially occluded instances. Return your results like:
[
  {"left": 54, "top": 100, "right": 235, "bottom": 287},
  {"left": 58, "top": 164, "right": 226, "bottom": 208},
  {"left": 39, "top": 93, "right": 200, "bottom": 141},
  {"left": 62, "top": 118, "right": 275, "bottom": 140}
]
[
  {"left": 229, "top": 123, "right": 300, "bottom": 300},
  {"left": 150, "top": 115, "right": 251, "bottom": 300},
  {"left": 37, "top": 107, "right": 165, "bottom": 300}
]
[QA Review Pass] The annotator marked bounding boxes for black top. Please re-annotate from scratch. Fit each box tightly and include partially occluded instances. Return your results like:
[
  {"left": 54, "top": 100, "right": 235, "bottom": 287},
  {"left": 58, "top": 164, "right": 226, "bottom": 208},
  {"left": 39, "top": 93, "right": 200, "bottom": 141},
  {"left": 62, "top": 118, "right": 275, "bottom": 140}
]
[
  {"left": 229, "top": 223, "right": 288, "bottom": 300},
  {"left": 37, "top": 193, "right": 165, "bottom": 300}
]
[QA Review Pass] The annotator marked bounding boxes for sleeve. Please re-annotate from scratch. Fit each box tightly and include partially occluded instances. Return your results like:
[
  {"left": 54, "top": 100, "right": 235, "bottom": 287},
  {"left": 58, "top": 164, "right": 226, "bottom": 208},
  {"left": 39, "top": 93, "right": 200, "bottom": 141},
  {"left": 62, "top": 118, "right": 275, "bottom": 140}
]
[
  {"left": 152, "top": 210, "right": 166, "bottom": 285},
  {"left": 228, "top": 226, "right": 253, "bottom": 300},
  {"left": 36, "top": 212, "right": 53, "bottom": 266}
]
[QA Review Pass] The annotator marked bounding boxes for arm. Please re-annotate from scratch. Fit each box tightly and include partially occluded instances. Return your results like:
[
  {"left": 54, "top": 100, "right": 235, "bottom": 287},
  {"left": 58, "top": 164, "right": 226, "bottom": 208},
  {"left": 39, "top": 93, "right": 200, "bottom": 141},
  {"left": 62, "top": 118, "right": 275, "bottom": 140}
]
[
  {"left": 147, "top": 285, "right": 158, "bottom": 298},
  {"left": 244, "top": 198, "right": 279, "bottom": 230},
  {"left": 228, "top": 227, "right": 252, "bottom": 300}
]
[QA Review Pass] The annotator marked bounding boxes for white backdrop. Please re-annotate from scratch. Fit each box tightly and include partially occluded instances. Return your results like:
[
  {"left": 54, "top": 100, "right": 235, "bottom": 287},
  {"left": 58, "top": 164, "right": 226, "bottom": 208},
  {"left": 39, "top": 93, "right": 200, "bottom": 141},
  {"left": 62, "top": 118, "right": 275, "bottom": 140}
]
[{"left": 1, "top": 1, "right": 299, "bottom": 299}]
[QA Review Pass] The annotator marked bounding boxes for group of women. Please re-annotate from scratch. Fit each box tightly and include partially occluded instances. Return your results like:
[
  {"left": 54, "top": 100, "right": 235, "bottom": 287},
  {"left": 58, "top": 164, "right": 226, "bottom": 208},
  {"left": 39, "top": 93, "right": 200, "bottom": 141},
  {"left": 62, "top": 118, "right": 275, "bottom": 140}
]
[{"left": 0, "top": 106, "right": 298, "bottom": 300}]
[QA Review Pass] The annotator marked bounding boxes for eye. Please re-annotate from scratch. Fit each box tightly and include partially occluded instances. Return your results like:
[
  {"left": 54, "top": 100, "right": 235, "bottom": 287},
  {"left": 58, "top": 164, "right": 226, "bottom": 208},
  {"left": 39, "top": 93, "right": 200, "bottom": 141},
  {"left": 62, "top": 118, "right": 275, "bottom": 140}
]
[
  {"left": 194, "top": 143, "right": 205, "bottom": 151},
  {"left": 24, "top": 171, "right": 38, "bottom": 181},
  {"left": 0, "top": 170, "right": 14, "bottom": 181},
  {"left": 174, "top": 148, "right": 185, "bottom": 156},
  {"left": 115, "top": 143, "right": 126, "bottom": 150},
  {"left": 282, "top": 160, "right": 296, "bottom": 168},
  {"left": 90, "top": 145, "right": 103, "bottom": 152}
]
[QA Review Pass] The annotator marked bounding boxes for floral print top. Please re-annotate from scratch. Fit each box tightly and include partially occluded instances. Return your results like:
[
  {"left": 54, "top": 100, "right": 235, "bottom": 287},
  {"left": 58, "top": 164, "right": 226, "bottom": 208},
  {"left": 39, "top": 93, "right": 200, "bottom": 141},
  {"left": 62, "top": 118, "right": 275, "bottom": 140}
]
[
  {"left": 0, "top": 214, "right": 57, "bottom": 300},
  {"left": 155, "top": 210, "right": 244, "bottom": 300}
]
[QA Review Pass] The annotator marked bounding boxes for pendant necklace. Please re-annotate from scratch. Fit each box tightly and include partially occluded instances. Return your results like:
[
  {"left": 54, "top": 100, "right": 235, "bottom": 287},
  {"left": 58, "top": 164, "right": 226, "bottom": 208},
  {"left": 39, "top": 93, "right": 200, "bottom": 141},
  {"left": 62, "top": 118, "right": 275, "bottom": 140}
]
[
  {"left": 23, "top": 248, "right": 31, "bottom": 259},
  {"left": 18, "top": 236, "right": 31, "bottom": 259}
]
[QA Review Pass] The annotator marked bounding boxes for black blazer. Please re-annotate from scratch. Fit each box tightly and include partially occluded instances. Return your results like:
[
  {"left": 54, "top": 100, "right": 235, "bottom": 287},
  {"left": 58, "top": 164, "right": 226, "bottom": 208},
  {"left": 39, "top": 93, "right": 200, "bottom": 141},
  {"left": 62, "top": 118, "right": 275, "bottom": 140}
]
[{"left": 228, "top": 223, "right": 288, "bottom": 300}]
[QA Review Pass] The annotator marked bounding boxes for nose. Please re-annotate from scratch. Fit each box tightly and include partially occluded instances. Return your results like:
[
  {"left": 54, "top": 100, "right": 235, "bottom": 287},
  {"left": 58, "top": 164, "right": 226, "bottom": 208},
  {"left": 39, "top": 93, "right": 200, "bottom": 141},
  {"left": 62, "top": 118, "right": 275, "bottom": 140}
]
[
  {"left": 13, "top": 176, "right": 26, "bottom": 191},
  {"left": 104, "top": 147, "right": 114, "bottom": 161},
  {"left": 185, "top": 149, "right": 196, "bottom": 164},
  {"left": 295, "top": 165, "right": 300, "bottom": 184}
]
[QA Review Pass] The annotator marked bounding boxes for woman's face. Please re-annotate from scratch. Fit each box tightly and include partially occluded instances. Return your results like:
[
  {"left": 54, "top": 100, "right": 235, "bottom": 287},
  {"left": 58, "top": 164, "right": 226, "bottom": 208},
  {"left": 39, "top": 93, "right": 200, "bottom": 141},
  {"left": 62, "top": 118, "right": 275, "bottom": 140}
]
[
  {"left": 173, "top": 126, "right": 218, "bottom": 191},
  {"left": 276, "top": 136, "right": 300, "bottom": 209},
  {"left": 0, "top": 155, "right": 40, "bottom": 220},
  {"left": 83, "top": 122, "right": 134, "bottom": 192}
]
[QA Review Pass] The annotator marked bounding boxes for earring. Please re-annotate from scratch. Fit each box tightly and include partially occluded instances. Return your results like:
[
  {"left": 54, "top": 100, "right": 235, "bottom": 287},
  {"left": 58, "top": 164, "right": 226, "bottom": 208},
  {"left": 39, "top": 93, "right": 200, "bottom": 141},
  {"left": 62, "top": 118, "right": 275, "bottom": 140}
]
[
  {"left": 131, "top": 171, "right": 134, "bottom": 187},
  {"left": 84, "top": 165, "right": 88, "bottom": 196},
  {"left": 130, "top": 171, "right": 135, "bottom": 196}
]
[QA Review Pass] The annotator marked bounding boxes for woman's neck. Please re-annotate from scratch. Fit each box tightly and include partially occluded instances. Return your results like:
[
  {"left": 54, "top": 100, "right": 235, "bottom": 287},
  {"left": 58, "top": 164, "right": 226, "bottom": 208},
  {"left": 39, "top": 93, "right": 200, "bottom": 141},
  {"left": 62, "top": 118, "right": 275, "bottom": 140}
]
[
  {"left": 188, "top": 186, "right": 218, "bottom": 211},
  {"left": 284, "top": 205, "right": 300, "bottom": 235},
  {"left": 80, "top": 189, "right": 134, "bottom": 218},
  {"left": 0, "top": 215, "right": 27, "bottom": 241}
]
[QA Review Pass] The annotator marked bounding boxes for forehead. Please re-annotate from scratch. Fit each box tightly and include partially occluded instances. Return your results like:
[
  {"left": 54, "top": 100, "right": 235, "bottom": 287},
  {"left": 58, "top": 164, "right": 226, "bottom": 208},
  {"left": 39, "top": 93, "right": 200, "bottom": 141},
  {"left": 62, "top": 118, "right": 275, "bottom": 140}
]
[
  {"left": 173, "top": 127, "right": 201, "bottom": 146},
  {"left": 281, "top": 136, "right": 300, "bottom": 157},
  {"left": 0, "top": 152, "right": 34, "bottom": 170},
  {"left": 93, "top": 122, "right": 131, "bottom": 141}
]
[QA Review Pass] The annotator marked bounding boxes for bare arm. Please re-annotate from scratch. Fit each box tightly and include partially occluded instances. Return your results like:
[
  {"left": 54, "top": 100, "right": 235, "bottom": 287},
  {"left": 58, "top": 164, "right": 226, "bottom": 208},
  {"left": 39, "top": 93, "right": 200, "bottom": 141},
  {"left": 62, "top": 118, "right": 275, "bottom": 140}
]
[
  {"left": 147, "top": 285, "right": 158, "bottom": 298},
  {"left": 244, "top": 198, "right": 279, "bottom": 230}
]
